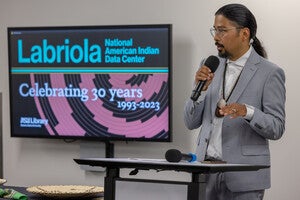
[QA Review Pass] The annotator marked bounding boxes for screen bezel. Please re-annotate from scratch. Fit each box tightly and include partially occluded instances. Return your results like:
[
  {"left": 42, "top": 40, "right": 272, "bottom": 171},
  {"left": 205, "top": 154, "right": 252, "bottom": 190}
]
[{"left": 8, "top": 24, "right": 172, "bottom": 142}]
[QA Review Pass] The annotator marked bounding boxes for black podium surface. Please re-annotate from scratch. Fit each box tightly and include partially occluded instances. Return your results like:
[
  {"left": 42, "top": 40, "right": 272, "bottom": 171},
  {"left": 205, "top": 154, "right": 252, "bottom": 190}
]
[
  {"left": 74, "top": 157, "right": 267, "bottom": 173},
  {"left": 74, "top": 158, "right": 269, "bottom": 200}
]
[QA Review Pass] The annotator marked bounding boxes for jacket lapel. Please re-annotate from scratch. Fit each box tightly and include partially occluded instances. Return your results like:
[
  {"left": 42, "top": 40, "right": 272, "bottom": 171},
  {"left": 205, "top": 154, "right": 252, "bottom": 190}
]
[
  {"left": 227, "top": 51, "right": 260, "bottom": 104},
  {"left": 210, "top": 58, "right": 226, "bottom": 117}
]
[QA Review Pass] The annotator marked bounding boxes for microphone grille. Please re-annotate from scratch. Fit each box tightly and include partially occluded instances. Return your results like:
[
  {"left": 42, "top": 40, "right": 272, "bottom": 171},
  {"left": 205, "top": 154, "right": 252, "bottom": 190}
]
[
  {"left": 204, "top": 55, "right": 220, "bottom": 73},
  {"left": 165, "top": 149, "right": 182, "bottom": 163}
]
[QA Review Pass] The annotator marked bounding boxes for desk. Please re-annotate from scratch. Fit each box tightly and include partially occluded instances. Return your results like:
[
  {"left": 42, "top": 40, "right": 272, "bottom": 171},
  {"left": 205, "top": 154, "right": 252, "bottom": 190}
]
[{"left": 74, "top": 158, "right": 269, "bottom": 200}]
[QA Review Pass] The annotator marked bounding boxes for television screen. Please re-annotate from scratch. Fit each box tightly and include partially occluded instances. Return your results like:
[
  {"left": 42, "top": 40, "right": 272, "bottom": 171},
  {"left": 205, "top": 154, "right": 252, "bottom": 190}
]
[{"left": 8, "top": 24, "right": 172, "bottom": 142}]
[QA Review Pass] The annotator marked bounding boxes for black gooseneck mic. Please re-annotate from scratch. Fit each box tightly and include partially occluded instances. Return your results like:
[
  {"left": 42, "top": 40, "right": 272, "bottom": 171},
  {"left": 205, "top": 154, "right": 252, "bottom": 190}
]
[
  {"left": 190, "top": 55, "right": 220, "bottom": 101},
  {"left": 165, "top": 149, "right": 197, "bottom": 163}
]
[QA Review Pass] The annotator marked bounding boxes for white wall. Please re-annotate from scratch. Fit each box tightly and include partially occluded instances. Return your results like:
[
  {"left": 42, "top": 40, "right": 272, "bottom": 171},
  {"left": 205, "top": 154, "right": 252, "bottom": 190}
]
[{"left": 0, "top": 0, "right": 299, "bottom": 199}]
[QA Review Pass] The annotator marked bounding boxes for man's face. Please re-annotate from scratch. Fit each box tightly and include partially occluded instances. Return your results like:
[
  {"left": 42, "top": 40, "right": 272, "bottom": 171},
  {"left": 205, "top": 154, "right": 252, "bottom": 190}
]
[{"left": 213, "top": 15, "right": 247, "bottom": 61}]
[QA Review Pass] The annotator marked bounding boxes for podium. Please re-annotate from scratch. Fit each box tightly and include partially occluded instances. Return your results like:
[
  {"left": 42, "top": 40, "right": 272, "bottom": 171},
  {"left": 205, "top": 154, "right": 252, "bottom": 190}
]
[{"left": 74, "top": 158, "right": 269, "bottom": 200}]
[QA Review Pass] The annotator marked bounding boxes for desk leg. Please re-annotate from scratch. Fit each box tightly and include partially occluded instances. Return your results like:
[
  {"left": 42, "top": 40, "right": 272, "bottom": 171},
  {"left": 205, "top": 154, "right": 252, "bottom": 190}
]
[
  {"left": 188, "top": 173, "right": 206, "bottom": 200},
  {"left": 104, "top": 167, "right": 119, "bottom": 200}
]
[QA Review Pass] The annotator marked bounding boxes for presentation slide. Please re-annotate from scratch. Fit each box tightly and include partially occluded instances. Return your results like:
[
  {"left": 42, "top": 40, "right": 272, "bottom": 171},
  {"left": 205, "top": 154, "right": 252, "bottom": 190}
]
[{"left": 8, "top": 25, "right": 171, "bottom": 141}]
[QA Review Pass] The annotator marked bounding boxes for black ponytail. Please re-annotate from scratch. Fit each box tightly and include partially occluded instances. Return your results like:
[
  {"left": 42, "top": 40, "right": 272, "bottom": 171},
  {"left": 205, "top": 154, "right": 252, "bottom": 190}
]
[
  {"left": 215, "top": 4, "right": 267, "bottom": 58},
  {"left": 252, "top": 36, "right": 267, "bottom": 58}
]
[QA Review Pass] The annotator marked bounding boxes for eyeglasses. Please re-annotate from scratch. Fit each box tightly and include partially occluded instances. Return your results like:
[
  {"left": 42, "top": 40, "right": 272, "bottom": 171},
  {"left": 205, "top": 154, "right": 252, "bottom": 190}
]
[{"left": 210, "top": 27, "right": 243, "bottom": 37}]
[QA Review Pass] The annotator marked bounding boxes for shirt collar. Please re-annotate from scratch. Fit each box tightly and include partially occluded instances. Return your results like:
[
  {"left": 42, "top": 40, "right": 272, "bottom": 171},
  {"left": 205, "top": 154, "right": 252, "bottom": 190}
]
[{"left": 226, "top": 46, "right": 253, "bottom": 67}]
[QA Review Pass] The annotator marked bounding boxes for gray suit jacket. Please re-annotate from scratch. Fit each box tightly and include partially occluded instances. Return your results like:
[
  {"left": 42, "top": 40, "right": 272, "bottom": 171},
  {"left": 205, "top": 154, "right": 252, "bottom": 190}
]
[{"left": 184, "top": 49, "right": 285, "bottom": 192}]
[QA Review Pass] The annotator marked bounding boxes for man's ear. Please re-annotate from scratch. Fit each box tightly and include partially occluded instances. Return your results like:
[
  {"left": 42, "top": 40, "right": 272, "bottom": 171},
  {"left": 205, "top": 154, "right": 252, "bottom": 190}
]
[{"left": 241, "top": 27, "right": 251, "bottom": 42}]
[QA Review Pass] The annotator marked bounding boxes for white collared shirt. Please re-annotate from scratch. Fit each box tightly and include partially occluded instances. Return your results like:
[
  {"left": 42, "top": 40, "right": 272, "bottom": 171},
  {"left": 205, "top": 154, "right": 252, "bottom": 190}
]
[{"left": 206, "top": 46, "right": 254, "bottom": 160}]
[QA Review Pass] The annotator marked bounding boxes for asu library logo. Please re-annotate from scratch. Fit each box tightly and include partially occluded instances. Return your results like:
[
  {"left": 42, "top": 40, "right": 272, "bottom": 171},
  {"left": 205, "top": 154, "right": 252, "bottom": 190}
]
[{"left": 20, "top": 117, "right": 48, "bottom": 128}]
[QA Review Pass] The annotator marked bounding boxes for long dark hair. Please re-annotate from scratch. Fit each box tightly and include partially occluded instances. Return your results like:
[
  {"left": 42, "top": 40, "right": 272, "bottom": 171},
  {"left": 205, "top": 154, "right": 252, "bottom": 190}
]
[{"left": 215, "top": 4, "right": 267, "bottom": 58}]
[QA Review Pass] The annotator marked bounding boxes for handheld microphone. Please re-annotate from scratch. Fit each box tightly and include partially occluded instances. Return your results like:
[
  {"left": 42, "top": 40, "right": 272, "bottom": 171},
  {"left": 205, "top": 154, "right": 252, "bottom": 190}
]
[
  {"left": 165, "top": 149, "right": 197, "bottom": 163},
  {"left": 190, "top": 55, "right": 220, "bottom": 101}
]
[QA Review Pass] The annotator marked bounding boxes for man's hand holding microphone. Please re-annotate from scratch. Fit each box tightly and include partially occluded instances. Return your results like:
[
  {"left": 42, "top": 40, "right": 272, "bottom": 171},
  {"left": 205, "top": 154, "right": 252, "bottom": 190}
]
[{"left": 191, "top": 56, "right": 247, "bottom": 119}]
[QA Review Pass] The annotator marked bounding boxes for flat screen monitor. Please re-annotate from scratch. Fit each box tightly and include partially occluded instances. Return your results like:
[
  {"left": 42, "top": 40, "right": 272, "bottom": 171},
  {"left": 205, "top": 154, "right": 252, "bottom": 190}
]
[{"left": 8, "top": 24, "right": 172, "bottom": 142}]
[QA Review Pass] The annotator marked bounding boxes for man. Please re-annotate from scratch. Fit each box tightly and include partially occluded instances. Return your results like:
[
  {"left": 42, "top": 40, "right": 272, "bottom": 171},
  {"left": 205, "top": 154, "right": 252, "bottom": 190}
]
[{"left": 184, "top": 4, "right": 285, "bottom": 200}]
